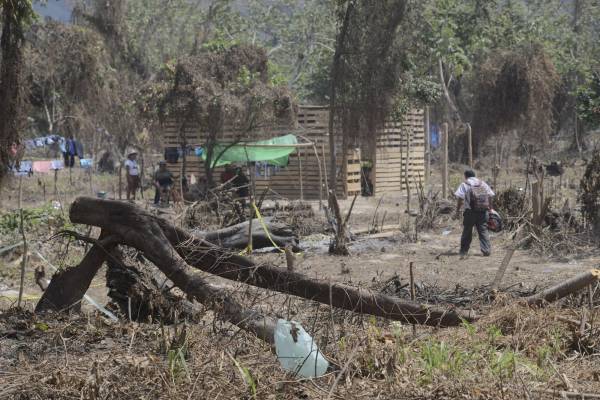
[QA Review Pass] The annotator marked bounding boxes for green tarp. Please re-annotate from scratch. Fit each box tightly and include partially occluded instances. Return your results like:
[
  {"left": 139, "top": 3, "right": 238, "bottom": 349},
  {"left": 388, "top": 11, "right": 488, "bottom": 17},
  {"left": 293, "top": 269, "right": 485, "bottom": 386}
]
[{"left": 201, "top": 134, "right": 298, "bottom": 167}]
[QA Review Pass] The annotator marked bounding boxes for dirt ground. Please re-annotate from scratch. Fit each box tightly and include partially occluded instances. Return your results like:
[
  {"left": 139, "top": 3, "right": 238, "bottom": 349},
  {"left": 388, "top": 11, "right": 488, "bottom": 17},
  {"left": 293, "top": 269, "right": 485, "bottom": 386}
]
[{"left": 1, "top": 161, "right": 600, "bottom": 399}]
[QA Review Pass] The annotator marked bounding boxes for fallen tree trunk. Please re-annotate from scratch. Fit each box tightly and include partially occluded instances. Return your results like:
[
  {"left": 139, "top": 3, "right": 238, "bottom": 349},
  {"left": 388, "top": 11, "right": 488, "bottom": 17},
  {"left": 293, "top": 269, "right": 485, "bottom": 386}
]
[
  {"left": 66, "top": 198, "right": 276, "bottom": 343},
  {"left": 70, "top": 197, "right": 474, "bottom": 327},
  {"left": 525, "top": 269, "right": 600, "bottom": 306},
  {"left": 194, "top": 217, "right": 299, "bottom": 251},
  {"left": 106, "top": 248, "right": 203, "bottom": 324},
  {"left": 35, "top": 233, "right": 118, "bottom": 313}
]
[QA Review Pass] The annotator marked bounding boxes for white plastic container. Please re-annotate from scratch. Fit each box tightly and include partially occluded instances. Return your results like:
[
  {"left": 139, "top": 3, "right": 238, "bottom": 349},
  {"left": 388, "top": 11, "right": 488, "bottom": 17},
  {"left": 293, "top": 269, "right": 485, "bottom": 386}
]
[{"left": 274, "top": 319, "right": 328, "bottom": 378}]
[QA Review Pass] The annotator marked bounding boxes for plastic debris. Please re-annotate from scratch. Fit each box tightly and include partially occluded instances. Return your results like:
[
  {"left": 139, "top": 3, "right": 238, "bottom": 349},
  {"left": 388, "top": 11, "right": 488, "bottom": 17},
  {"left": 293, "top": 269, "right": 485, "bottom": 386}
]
[{"left": 274, "top": 319, "right": 328, "bottom": 378}]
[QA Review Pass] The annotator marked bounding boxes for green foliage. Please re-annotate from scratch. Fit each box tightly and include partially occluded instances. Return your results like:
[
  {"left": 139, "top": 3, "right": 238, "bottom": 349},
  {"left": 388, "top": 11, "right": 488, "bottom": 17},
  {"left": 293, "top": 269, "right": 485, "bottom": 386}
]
[
  {"left": 490, "top": 350, "right": 516, "bottom": 379},
  {"left": 577, "top": 72, "right": 600, "bottom": 128},
  {"left": 420, "top": 340, "right": 466, "bottom": 383},
  {"left": 578, "top": 151, "right": 600, "bottom": 233},
  {"left": 0, "top": 204, "right": 68, "bottom": 234},
  {"left": 229, "top": 354, "right": 257, "bottom": 398}
]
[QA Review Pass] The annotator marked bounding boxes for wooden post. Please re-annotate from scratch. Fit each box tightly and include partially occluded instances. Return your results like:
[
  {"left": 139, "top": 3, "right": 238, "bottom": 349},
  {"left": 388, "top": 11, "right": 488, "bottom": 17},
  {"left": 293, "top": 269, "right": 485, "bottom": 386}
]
[
  {"left": 322, "top": 143, "right": 329, "bottom": 194},
  {"left": 466, "top": 123, "right": 473, "bottom": 169},
  {"left": 17, "top": 209, "right": 28, "bottom": 308},
  {"left": 298, "top": 150, "right": 304, "bottom": 201},
  {"left": 532, "top": 181, "right": 541, "bottom": 222},
  {"left": 405, "top": 127, "right": 412, "bottom": 214},
  {"left": 88, "top": 168, "right": 94, "bottom": 196},
  {"left": 42, "top": 182, "right": 46, "bottom": 202},
  {"left": 140, "top": 154, "right": 145, "bottom": 200},
  {"left": 492, "top": 165, "right": 500, "bottom": 190},
  {"left": 179, "top": 158, "right": 185, "bottom": 203},
  {"left": 409, "top": 261, "right": 416, "bottom": 336},
  {"left": 54, "top": 169, "right": 58, "bottom": 197},
  {"left": 442, "top": 122, "right": 449, "bottom": 199},
  {"left": 247, "top": 197, "right": 254, "bottom": 252},
  {"left": 17, "top": 175, "right": 23, "bottom": 210},
  {"left": 313, "top": 144, "right": 324, "bottom": 209},
  {"left": 118, "top": 165, "right": 122, "bottom": 200},
  {"left": 425, "top": 106, "right": 431, "bottom": 181}
]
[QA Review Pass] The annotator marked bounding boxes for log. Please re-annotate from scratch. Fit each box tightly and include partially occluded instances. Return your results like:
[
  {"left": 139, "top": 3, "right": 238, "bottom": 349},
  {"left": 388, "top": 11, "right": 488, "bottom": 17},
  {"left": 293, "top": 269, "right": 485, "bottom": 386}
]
[
  {"left": 105, "top": 249, "right": 203, "bottom": 324},
  {"left": 194, "top": 217, "right": 299, "bottom": 251},
  {"left": 70, "top": 197, "right": 474, "bottom": 327},
  {"left": 525, "top": 269, "right": 600, "bottom": 306},
  {"left": 35, "top": 234, "right": 119, "bottom": 313},
  {"left": 69, "top": 198, "right": 276, "bottom": 343}
]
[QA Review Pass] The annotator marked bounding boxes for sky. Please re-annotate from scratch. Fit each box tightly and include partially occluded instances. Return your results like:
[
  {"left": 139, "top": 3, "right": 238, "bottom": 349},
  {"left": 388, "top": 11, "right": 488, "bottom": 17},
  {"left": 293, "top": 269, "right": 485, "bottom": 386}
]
[{"left": 33, "top": 0, "right": 73, "bottom": 23}]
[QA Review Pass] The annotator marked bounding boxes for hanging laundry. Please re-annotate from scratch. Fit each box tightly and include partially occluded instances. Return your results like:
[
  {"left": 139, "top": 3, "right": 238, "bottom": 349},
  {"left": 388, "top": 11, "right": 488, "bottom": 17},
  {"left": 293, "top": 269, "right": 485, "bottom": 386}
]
[
  {"left": 13, "top": 160, "right": 32, "bottom": 176},
  {"left": 32, "top": 160, "right": 53, "bottom": 173},
  {"left": 51, "top": 159, "right": 64, "bottom": 170},
  {"left": 58, "top": 137, "right": 66, "bottom": 153},
  {"left": 164, "top": 147, "right": 179, "bottom": 163},
  {"left": 80, "top": 158, "right": 93, "bottom": 169},
  {"left": 74, "top": 140, "right": 84, "bottom": 158}
]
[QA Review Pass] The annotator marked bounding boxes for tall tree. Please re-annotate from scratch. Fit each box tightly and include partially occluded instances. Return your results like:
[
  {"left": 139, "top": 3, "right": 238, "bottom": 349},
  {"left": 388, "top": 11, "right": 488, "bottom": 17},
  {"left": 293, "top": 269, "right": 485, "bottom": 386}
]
[{"left": 0, "top": 0, "right": 35, "bottom": 184}]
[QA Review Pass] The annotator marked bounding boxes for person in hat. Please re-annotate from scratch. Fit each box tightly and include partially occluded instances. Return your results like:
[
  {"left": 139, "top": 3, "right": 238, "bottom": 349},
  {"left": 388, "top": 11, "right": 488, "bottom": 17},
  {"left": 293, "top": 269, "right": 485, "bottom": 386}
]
[
  {"left": 153, "top": 160, "right": 174, "bottom": 205},
  {"left": 124, "top": 149, "right": 140, "bottom": 201}
]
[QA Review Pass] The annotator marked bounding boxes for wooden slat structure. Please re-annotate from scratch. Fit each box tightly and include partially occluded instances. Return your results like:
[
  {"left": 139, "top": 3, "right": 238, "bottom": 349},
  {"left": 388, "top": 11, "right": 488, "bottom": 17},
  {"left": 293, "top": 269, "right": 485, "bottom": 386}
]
[
  {"left": 368, "top": 109, "right": 426, "bottom": 195},
  {"left": 254, "top": 106, "right": 360, "bottom": 200},
  {"left": 158, "top": 106, "right": 424, "bottom": 199}
]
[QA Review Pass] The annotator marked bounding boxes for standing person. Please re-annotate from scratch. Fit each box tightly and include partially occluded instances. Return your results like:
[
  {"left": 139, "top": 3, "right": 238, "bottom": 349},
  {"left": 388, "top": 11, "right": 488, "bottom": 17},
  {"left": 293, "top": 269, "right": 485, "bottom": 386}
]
[
  {"left": 124, "top": 149, "right": 140, "bottom": 201},
  {"left": 153, "top": 161, "right": 174, "bottom": 205},
  {"left": 63, "top": 135, "right": 76, "bottom": 168},
  {"left": 454, "top": 169, "right": 495, "bottom": 257}
]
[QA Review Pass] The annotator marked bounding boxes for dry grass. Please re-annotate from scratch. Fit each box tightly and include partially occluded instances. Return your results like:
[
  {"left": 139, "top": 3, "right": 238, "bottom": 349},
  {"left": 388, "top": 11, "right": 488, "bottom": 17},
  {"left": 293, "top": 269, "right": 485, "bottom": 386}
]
[{"left": 2, "top": 294, "right": 600, "bottom": 400}]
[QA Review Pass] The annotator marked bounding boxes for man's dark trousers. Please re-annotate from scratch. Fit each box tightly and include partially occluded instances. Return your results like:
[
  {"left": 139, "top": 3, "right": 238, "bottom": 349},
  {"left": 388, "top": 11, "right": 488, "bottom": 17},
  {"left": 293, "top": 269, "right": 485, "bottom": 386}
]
[{"left": 460, "top": 209, "right": 491, "bottom": 255}]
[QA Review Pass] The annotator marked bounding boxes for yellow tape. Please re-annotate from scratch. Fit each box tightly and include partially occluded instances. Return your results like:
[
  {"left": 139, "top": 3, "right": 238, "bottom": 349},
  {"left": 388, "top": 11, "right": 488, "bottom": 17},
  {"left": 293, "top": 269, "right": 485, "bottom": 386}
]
[
  {"left": 252, "top": 202, "right": 285, "bottom": 253},
  {"left": 238, "top": 202, "right": 302, "bottom": 256}
]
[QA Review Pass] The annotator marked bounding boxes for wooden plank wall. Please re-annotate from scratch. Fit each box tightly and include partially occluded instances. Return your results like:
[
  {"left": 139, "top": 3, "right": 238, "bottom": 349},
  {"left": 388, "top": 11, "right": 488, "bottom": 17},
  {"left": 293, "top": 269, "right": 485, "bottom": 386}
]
[
  {"left": 158, "top": 109, "right": 360, "bottom": 200},
  {"left": 373, "top": 109, "right": 425, "bottom": 195}
]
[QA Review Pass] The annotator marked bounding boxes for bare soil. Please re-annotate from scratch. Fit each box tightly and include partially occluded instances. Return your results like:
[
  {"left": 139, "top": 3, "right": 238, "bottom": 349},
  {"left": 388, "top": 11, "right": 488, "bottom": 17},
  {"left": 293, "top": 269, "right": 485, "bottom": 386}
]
[{"left": 1, "top": 164, "right": 599, "bottom": 399}]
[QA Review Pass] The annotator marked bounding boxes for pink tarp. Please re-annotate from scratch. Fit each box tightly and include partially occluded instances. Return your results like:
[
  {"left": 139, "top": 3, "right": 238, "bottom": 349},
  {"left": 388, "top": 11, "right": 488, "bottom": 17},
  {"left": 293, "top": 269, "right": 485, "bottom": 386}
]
[{"left": 32, "top": 161, "right": 53, "bottom": 173}]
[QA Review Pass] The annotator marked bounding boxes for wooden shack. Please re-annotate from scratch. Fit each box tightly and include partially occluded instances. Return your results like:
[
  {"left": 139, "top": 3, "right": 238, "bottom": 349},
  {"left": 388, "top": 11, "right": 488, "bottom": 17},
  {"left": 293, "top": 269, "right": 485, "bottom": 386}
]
[
  {"left": 159, "top": 106, "right": 424, "bottom": 200},
  {"left": 367, "top": 109, "right": 426, "bottom": 195}
]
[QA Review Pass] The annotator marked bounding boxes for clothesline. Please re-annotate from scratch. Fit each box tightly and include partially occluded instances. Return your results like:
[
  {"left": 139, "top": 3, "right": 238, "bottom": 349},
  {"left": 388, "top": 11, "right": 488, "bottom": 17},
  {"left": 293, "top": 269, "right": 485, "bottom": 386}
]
[{"left": 12, "top": 158, "right": 93, "bottom": 176}]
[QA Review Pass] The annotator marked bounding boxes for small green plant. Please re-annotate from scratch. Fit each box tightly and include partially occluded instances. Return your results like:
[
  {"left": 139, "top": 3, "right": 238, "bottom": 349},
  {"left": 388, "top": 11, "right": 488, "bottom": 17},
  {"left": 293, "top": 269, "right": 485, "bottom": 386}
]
[
  {"left": 229, "top": 354, "right": 257, "bottom": 399},
  {"left": 167, "top": 345, "right": 190, "bottom": 383},
  {"left": 490, "top": 350, "right": 516, "bottom": 379},
  {"left": 462, "top": 319, "right": 477, "bottom": 338},
  {"left": 165, "top": 325, "right": 190, "bottom": 384},
  {"left": 420, "top": 340, "right": 465, "bottom": 383},
  {"left": 487, "top": 325, "right": 503, "bottom": 346}
]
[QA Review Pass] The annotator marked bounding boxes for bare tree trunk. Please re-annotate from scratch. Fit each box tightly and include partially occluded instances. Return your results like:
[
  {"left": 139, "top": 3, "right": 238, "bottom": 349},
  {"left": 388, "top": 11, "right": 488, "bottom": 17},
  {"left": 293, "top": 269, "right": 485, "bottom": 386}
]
[
  {"left": 425, "top": 106, "right": 431, "bottom": 181},
  {"left": 70, "top": 197, "right": 475, "bottom": 327},
  {"left": 466, "top": 123, "right": 473, "bottom": 169},
  {"left": 328, "top": 1, "right": 355, "bottom": 193},
  {"left": 0, "top": 2, "right": 28, "bottom": 184},
  {"left": 442, "top": 123, "right": 449, "bottom": 199}
]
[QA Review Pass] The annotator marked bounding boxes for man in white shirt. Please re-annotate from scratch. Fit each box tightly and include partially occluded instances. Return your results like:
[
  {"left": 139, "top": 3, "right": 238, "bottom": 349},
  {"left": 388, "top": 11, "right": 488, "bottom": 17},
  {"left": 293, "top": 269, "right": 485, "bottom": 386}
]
[
  {"left": 124, "top": 150, "right": 140, "bottom": 201},
  {"left": 454, "top": 169, "right": 495, "bottom": 257}
]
